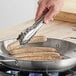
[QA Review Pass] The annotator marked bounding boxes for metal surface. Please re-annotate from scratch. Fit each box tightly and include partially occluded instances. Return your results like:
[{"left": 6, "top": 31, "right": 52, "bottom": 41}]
[
  {"left": 0, "top": 38, "right": 76, "bottom": 72},
  {"left": 17, "top": 16, "right": 44, "bottom": 45},
  {"left": 0, "top": 60, "right": 16, "bottom": 62}
]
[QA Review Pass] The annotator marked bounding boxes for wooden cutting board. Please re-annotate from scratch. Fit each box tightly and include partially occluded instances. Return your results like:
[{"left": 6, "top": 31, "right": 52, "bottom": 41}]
[
  {"left": 55, "top": 0, "right": 76, "bottom": 23},
  {"left": 0, "top": 20, "right": 76, "bottom": 43}
]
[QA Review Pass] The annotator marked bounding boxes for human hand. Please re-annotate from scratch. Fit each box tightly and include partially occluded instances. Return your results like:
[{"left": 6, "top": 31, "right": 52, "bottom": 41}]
[{"left": 35, "top": 0, "right": 64, "bottom": 23}]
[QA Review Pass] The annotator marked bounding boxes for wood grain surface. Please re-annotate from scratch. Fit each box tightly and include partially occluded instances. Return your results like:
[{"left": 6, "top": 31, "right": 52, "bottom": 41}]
[
  {"left": 0, "top": 20, "right": 76, "bottom": 43},
  {"left": 55, "top": 0, "right": 76, "bottom": 23}
]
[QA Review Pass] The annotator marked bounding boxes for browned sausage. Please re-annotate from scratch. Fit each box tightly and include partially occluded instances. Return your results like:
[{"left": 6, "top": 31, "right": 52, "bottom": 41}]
[
  {"left": 10, "top": 47, "right": 57, "bottom": 55},
  {"left": 12, "top": 48, "right": 62, "bottom": 61},
  {"left": 7, "top": 36, "right": 47, "bottom": 51}
]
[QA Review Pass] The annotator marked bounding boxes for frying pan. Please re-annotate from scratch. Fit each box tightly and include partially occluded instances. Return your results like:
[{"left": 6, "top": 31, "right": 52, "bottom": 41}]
[{"left": 0, "top": 38, "right": 76, "bottom": 72}]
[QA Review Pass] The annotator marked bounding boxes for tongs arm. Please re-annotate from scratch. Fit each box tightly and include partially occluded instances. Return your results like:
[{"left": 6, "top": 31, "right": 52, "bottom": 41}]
[
  {"left": 17, "top": 16, "right": 44, "bottom": 45},
  {"left": 17, "top": 8, "right": 49, "bottom": 45}
]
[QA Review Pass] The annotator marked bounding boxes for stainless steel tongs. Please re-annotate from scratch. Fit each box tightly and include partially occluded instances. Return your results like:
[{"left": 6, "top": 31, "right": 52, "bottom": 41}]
[
  {"left": 0, "top": 17, "right": 44, "bottom": 62},
  {"left": 17, "top": 16, "right": 44, "bottom": 45},
  {"left": 17, "top": 8, "right": 49, "bottom": 45}
]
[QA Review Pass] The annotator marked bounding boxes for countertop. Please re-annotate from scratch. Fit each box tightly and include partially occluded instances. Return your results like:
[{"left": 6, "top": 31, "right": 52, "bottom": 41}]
[{"left": 0, "top": 20, "right": 76, "bottom": 43}]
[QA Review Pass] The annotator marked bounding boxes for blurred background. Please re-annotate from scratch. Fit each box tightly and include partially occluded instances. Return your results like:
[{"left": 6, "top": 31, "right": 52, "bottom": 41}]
[{"left": 0, "top": 0, "right": 38, "bottom": 28}]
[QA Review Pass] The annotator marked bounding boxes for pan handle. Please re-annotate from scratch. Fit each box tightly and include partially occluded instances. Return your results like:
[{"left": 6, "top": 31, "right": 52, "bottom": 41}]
[
  {"left": 0, "top": 59, "right": 16, "bottom": 62},
  {"left": 0, "top": 55, "right": 17, "bottom": 62}
]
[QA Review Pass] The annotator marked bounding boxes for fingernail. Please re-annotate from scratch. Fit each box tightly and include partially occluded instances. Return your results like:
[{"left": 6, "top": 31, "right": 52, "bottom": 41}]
[
  {"left": 35, "top": 17, "right": 38, "bottom": 21},
  {"left": 35, "top": 17, "right": 37, "bottom": 21},
  {"left": 44, "top": 18, "right": 49, "bottom": 24},
  {"left": 44, "top": 20, "right": 49, "bottom": 24},
  {"left": 44, "top": 18, "right": 53, "bottom": 23}
]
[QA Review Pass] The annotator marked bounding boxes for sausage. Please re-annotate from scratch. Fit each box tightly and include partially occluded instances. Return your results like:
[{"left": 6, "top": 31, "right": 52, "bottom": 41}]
[
  {"left": 7, "top": 36, "right": 47, "bottom": 51},
  {"left": 10, "top": 47, "right": 57, "bottom": 54},
  {"left": 13, "top": 51, "right": 60, "bottom": 57},
  {"left": 12, "top": 48, "right": 62, "bottom": 61},
  {"left": 28, "top": 36, "right": 47, "bottom": 43}
]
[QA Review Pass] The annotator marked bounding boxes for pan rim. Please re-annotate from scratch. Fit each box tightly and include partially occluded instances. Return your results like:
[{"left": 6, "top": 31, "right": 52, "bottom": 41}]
[{"left": 2, "top": 38, "right": 76, "bottom": 62}]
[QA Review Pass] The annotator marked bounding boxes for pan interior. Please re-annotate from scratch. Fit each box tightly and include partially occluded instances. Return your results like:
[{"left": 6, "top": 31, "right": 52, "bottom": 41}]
[{"left": 2, "top": 38, "right": 76, "bottom": 60}]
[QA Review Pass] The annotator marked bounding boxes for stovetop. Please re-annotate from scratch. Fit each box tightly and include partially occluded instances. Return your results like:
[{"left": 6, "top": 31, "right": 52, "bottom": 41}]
[{"left": 0, "top": 64, "right": 76, "bottom": 76}]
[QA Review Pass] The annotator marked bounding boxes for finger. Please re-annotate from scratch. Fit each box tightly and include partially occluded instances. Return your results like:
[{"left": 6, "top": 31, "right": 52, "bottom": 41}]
[
  {"left": 44, "top": 7, "right": 59, "bottom": 23},
  {"left": 35, "top": 4, "right": 46, "bottom": 21}
]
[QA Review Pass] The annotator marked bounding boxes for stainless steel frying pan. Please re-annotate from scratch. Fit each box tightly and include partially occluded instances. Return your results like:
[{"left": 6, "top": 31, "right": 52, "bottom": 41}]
[{"left": 0, "top": 38, "right": 76, "bottom": 72}]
